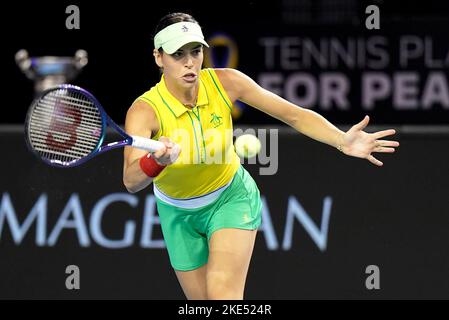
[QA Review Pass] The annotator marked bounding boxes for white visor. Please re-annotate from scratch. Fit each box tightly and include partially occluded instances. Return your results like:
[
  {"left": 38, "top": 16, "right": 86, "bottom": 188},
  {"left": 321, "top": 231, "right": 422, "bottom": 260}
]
[{"left": 154, "top": 21, "right": 209, "bottom": 54}]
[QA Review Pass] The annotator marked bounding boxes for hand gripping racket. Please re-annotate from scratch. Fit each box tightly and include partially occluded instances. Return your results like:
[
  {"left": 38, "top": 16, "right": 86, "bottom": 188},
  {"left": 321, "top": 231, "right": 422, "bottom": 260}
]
[{"left": 24, "top": 84, "right": 178, "bottom": 167}]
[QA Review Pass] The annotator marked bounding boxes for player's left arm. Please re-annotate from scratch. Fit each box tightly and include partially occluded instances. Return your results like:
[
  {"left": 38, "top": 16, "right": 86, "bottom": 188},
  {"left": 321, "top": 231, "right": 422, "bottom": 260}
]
[{"left": 215, "top": 68, "right": 399, "bottom": 166}]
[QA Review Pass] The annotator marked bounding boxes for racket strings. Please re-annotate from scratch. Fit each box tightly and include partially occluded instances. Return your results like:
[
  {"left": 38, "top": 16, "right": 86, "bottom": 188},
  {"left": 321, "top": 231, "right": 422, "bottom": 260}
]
[
  {"left": 28, "top": 88, "right": 103, "bottom": 164},
  {"left": 36, "top": 100, "right": 101, "bottom": 123}
]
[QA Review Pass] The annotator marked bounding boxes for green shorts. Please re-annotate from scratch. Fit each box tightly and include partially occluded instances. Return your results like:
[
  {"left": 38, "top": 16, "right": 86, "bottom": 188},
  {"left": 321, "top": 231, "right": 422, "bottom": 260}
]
[{"left": 155, "top": 165, "right": 262, "bottom": 271}]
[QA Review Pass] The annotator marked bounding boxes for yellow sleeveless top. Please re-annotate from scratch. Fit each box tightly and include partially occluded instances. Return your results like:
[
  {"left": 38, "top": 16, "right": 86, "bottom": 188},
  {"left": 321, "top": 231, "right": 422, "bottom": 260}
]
[{"left": 136, "top": 68, "right": 241, "bottom": 199}]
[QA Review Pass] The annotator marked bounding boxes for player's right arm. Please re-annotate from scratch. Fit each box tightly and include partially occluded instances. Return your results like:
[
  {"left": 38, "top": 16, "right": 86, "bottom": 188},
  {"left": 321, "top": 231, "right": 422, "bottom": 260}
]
[{"left": 123, "top": 100, "right": 174, "bottom": 193}]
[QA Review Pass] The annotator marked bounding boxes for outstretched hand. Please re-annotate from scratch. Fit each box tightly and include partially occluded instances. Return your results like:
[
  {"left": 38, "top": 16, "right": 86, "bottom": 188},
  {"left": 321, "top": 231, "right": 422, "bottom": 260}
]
[{"left": 339, "top": 116, "right": 399, "bottom": 166}]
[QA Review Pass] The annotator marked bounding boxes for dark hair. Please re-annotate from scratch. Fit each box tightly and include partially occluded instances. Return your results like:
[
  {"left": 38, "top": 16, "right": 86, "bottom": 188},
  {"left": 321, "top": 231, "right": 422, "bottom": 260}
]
[{"left": 154, "top": 13, "right": 199, "bottom": 52}]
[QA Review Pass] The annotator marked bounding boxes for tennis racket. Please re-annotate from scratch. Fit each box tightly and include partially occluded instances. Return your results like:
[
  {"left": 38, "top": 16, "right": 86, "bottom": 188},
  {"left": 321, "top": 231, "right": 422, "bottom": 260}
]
[{"left": 25, "top": 84, "right": 176, "bottom": 168}]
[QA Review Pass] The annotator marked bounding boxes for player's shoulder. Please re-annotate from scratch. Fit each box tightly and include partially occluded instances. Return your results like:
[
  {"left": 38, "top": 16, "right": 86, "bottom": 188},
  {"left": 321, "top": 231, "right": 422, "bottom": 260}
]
[
  {"left": 205, "top": 68, "right": 248, "bottom": 96},
  {"left": 208, "top": 68, "right": 245, "bottom": 84},
  {"left": 202, "top": 67, "right": 233, "bottom": 79},
  {"left": 200, "top": 67, "right": 236, "bottom": 80},
  {"left": 127, "top": 99, "right": 155, "bottom": 118},
  {"left": 200, "top": 68, "right": 237, "bottom": 88}
]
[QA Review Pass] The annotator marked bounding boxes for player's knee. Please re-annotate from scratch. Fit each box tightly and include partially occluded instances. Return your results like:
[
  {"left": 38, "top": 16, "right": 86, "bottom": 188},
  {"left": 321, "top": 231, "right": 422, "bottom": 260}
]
[{"left": 206, "top": 272, "right": 243, "bottom": 300}]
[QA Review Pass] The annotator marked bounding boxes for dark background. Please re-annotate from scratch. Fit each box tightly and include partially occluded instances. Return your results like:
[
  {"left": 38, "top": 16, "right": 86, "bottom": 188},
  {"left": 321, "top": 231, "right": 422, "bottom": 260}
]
[
  {"left": 1, "top": 129, "right": 449, "bottom": 299},
  {"left": 1, "top": 0, "right": 449, "bottom": 300},
  {"left": 3, "top": 0, "right": 449, "bottom": 125}
]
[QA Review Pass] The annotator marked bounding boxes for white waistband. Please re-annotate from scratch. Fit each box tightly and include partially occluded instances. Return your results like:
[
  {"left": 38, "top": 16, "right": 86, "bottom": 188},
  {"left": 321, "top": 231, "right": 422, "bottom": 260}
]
[{"left": 153, "top": 177, "right": 234, "bottom": 209}]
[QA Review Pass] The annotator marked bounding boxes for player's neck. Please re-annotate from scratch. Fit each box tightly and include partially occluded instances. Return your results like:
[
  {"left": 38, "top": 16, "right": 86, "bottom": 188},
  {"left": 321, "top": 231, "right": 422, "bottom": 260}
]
[{"left": 166, "top": 80, "right": 198, "bottom": 109}]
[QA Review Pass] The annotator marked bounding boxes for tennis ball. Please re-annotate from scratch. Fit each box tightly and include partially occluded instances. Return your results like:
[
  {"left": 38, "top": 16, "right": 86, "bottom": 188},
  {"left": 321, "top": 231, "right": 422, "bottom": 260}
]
[{"left": 235, "top": 134, "right": 261, "bottom": 158}]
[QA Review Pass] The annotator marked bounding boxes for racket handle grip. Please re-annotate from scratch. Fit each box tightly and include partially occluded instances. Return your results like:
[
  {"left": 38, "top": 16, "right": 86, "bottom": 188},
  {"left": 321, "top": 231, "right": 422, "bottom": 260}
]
[{"left": 130, "top": 135, "right": 165, "bottom": 152}]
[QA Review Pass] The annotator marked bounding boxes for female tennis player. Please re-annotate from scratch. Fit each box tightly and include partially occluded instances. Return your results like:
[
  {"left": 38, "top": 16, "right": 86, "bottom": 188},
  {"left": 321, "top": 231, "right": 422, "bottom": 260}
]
[{"left": 122, "top": 12, "right": 399, "bottom": 300}]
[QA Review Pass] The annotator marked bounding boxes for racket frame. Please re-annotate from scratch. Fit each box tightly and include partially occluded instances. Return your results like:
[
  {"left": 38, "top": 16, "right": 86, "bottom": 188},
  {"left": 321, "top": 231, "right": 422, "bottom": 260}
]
[{"left": 25, "top": 84, "right": 133, "bottom": 168}]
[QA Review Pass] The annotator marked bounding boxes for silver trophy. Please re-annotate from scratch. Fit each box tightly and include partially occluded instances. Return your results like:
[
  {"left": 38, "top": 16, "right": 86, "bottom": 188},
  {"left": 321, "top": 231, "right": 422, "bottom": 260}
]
[{"left": 15, "top": 49, "right": 88, "bottom": 95}]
